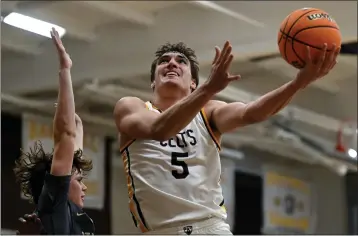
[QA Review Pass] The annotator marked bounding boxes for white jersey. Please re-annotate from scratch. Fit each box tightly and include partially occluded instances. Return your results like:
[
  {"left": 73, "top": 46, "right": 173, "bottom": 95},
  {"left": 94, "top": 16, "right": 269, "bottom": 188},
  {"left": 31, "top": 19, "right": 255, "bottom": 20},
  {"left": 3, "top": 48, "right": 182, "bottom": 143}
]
[{"left": 120, "top": 101, "right": 226, "bottom": 232}]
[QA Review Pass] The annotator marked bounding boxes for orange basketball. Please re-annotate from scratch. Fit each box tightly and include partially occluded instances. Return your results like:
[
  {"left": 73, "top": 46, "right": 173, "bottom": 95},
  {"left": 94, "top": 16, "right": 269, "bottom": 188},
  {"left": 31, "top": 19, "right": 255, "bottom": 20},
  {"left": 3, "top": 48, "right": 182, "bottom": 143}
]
[{"left": 277, "top": 8, "right": 341, "bottom": 69}]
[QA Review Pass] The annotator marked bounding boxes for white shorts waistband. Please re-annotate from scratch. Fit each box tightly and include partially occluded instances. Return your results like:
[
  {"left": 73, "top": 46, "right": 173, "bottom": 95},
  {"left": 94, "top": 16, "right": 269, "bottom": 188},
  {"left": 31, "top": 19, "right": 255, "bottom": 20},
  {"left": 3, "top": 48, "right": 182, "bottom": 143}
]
[{"left": 146, "top": 217, "right": 226, "bottom": 234}]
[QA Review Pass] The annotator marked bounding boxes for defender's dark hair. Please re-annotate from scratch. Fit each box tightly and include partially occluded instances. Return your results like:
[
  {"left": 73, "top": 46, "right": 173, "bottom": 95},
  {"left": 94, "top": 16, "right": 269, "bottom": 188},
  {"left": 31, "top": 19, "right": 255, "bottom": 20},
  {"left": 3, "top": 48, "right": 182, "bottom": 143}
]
[
  {"left": 150, "top": 42, "right": 200, "bottom": 86},
  {"left": 13, "top": 141, "right": 93, "bottom": 204}
]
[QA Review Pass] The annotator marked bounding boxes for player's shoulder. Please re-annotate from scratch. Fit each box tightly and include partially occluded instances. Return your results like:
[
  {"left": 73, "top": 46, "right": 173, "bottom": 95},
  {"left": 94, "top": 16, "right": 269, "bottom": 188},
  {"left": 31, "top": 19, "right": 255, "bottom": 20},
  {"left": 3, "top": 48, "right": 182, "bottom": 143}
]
[
  {"left": 114, "top": 96, "right": 146, "bottom": 115},
  {"left": 206, "top": 99, "right": 228, "bottom": 107},
  {"left": 204, "top": 100, "right": 228, "bottom": 114},
  {"left": 115, "top": 96, "right": 146, "bottom": 108}
]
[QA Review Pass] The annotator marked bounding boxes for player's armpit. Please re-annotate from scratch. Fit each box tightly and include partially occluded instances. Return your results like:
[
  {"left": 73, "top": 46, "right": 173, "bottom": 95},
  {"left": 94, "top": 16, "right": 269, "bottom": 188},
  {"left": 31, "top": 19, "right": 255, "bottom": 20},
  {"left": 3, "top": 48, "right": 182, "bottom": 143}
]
[
  {"left": 114, "top": 97, "right": 164, "bottom": 140},
  {"left": 209, "top": 100, "right": 255, "bottom": 134}
]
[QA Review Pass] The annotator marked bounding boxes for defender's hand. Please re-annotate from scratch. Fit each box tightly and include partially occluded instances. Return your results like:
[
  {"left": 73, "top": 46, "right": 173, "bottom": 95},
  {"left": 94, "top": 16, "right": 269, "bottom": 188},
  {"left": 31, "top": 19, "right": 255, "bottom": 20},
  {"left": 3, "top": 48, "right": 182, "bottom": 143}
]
[
  {"left": 19, "top": 212, "right": 41, "bottom": 224},
  {"left": 50, "top": 27, "right": 72, "bottom": 69},
  {"left": 204, "top": 41, "right": 241, "bottom": 94},
  {"left": 294, "top": 43, "right": 340, "bottom": 89},
  {"left": 18, "top": 212, "right": 42, "bottom": 235}
]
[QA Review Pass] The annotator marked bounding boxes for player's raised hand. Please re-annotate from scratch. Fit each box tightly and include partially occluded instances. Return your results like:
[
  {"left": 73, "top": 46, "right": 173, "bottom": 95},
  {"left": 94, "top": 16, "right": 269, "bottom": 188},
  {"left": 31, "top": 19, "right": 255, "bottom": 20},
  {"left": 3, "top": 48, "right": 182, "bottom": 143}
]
[
  {"left": 50, "top": 27, "right": 72, "bottom": 69},
  {"left": 204, "top": 41, "right": 241, "bottom": 94},
  {"left": 295, "top": 43, "right": 340, "bottom": 88}
]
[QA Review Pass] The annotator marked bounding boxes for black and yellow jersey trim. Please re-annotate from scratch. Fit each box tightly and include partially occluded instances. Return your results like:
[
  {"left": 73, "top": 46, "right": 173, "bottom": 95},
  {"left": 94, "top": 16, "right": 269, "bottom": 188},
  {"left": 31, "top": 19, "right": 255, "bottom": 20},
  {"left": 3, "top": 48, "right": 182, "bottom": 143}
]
[
  {"left": 121, "top": 148, "right": 149, "bottom": 232},
  {"left": 149, "top": 101, "right": 162, "bottom": 113},
  {"left": 219, "top": 199, "right": 226, "bottom": 213},
  {"left": 199, "top": 108, "right": 221, "bottom": 151}
]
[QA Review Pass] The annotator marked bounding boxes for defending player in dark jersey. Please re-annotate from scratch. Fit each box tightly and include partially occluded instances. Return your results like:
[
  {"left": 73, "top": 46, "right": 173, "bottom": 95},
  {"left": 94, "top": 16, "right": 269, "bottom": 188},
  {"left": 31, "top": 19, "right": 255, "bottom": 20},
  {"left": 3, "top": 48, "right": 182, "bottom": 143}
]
[{"left": 14, "top": 28, "right": 94, "bottom": 235}]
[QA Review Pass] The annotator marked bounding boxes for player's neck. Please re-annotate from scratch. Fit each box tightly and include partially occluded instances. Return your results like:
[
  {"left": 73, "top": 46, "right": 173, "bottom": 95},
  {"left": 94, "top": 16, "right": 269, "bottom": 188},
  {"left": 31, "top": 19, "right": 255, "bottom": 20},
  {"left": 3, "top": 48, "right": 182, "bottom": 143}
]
[{"left": 152, "top": 93, "right": 184, "bottom": 111}]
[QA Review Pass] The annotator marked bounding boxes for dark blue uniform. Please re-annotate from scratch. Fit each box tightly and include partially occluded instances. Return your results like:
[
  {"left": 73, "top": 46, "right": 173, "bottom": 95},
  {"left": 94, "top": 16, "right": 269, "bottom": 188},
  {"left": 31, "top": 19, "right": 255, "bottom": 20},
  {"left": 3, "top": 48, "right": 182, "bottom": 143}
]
[{"left": 37, "top": 173, "right": 95, "bottom": 235}]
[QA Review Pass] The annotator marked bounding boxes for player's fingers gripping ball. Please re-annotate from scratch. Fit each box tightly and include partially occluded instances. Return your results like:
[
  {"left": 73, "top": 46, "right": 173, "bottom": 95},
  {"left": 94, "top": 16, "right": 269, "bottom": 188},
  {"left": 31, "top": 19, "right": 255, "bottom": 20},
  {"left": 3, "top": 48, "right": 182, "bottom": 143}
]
[{"left": 278, "top": 8, "right": 341, "bottom": 69}]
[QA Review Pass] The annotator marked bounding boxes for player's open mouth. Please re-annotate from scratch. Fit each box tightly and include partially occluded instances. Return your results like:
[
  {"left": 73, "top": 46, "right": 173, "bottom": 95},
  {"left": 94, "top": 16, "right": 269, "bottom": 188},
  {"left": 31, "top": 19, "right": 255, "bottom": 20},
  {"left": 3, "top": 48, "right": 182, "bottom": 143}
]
[
  {"left": 81, "top": 196, "right": 85, "bottom": 201},
  {"left": 165, "top": 71, "right": 179, "bottom": 77}
]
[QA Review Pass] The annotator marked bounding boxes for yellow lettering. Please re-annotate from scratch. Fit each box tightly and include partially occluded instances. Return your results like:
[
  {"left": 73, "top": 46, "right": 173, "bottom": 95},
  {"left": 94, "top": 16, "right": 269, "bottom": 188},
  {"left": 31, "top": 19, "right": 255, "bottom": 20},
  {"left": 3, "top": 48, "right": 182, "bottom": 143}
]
[
  {"left": 268, "top": 212, "right": 309, "bottom": 231},
  {"left": 28, "top": 120, "right": 38, "bottom": 140},
  {"left": 28, "top": 120, "right": 53, "bottom": 140},
  {"left": 40, "top": 124, "right": 52, "bottom": 138}
]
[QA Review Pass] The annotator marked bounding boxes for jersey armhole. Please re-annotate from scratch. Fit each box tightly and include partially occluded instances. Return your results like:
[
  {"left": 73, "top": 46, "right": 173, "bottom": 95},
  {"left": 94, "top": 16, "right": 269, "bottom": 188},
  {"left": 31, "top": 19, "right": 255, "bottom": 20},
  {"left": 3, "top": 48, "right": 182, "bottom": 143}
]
[
  {"left": 199, "top": 108, "right": 221, "bottom": 151},
  {"left": 120, "top": 139, "right": 136, "bottom": 153}
]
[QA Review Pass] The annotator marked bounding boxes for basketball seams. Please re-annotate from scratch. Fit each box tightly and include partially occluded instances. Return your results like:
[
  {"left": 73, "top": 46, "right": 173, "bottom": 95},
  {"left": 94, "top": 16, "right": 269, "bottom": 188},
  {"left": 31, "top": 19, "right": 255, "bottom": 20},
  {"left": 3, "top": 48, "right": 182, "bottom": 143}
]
[
  {"left": 280, "top": 26, "right": 339, "bottom": 50},
  {"left": 283, "top": 9, "right": 317, "bottom": 61},
  {"left": 292, "top": 26, "right": 339, "bottom": 68},
  {"left": 291, "top": 41, "right": 305, "bottom": 68},
  {"left": 278, "top": 15, "right": 291, "bottom": 44},
  {"left": 292, "top": 25, "right": 340, "bottom": 47}
]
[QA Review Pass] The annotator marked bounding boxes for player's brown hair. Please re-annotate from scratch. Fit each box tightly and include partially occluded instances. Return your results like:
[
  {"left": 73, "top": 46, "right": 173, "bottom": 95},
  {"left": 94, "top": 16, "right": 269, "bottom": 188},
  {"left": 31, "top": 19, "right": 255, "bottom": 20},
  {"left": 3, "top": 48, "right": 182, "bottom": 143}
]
[
  {"left": 150, "top": 42, "right": 200, "bottom": 86},
  {"left": 13, "top": 141, "right": 93, "bottom": 204}
]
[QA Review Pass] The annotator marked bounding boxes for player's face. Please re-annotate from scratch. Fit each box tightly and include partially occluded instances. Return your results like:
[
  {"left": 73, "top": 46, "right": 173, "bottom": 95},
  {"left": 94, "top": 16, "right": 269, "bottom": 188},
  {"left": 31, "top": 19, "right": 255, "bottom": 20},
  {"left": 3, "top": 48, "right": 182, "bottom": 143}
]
[
  {"left": 68, "top": 170, "right": 87, "bottom": 208},
  {"left": 153, "top": 52, "right": 196, "bottom": 95}
]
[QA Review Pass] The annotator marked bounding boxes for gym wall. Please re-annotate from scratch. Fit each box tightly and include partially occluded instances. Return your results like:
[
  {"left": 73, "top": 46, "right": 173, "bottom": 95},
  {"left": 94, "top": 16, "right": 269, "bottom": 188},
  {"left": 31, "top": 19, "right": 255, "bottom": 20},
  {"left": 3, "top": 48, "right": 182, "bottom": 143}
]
[{"left": 236, "top": 147, "right": 348, "bottom": 234}]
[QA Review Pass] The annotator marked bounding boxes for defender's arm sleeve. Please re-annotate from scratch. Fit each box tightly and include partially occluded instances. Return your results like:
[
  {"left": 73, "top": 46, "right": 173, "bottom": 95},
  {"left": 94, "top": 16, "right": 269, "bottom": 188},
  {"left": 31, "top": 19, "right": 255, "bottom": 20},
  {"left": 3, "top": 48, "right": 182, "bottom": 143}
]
[{"left": 37, "top": 173, "right": 72, "bottom": 234}]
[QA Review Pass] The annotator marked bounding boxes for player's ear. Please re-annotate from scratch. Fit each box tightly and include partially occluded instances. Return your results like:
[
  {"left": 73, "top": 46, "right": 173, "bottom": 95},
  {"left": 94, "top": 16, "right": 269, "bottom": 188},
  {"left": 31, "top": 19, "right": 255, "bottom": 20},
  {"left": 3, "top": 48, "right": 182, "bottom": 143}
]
[
  {"left": 190, "top": 79, "right": 197, "bottom": 91},
  {"left": 151, "top": 81, "right": 155, "bottom": 90}
]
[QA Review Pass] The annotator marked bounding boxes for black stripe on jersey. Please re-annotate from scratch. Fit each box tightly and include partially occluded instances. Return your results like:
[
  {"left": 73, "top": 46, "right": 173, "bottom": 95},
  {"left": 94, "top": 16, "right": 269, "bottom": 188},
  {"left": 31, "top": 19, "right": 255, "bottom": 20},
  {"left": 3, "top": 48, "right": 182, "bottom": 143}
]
[
  {"left": 120, "top": 139, "right": 136, "bottom": 153},
  {"left": 219, "top": 199, "right": 224, "bottom": 206},
  {"left": 131, "top": 212, "right": 138, "bottom": 227},
  {"left": 125, "top": 148, "right": 149, "bottom": 230},
  {"left": 199, "top": 110, "right": 221, "bottom": 150}
]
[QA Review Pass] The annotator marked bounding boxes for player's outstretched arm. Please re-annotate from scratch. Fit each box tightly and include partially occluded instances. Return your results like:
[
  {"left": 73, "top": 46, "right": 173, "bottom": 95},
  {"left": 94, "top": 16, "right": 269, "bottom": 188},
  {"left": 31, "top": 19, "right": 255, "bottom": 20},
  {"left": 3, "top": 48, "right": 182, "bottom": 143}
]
[
  {"left": 50, "top": 28, "right": 76, "bottom": 176},
  {"left": 114, "top": 41, "right": 240, "bottom": 141},
  {"left": 209, "top": 44, "right": 340, "bottom": 134},
  {"left": 114, "top": 88, "right": 212, "bottom": 141}
]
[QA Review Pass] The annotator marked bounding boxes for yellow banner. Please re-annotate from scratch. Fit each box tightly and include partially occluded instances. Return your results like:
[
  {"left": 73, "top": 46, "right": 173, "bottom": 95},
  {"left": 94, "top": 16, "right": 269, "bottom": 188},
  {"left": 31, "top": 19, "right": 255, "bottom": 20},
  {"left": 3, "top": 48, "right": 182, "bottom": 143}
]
[
  {"left": 263, "top": 170, "right": 312, "bottom": 234},
  {"left": 21, "top": 114, "right": 105, "bottom": 209}
]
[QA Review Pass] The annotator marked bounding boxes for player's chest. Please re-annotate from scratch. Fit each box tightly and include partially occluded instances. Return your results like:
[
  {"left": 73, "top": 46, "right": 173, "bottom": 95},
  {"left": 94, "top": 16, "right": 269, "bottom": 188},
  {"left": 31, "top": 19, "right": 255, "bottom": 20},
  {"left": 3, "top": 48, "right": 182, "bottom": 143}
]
[
  {"left": 158, "top": 128, "right": 198, "bottom": 150},
  {"left": 156, "top": 122, "right": 206, "bottom": 152}
]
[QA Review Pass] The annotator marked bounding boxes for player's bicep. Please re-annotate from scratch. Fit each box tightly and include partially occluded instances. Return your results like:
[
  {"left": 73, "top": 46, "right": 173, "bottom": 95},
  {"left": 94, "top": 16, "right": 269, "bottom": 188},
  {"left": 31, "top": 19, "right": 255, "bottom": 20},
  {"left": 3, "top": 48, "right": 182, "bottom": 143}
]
[
  {"left": 211, "top": 101, "right": 249, "bottom": 133},
  {"left": 51, "top": 134, "right": 76, "bottom": 176},
  {"left": 114, "top": 97, "right": 160, "bottom": 139}
]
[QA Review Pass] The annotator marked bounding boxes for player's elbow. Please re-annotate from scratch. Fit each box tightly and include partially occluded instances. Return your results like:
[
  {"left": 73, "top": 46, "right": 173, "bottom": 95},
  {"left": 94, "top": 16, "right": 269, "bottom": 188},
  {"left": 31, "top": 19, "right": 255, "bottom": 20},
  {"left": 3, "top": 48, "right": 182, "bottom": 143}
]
[
  {"left": 150, "top": 126, "right": 172, "bottom": 142},
  {"left": 53, "top": 124, "right": 76, "bottom": 142},
  {"left": 149, "top": 117, "right": 176, "bottom": 141},
  {"left": 54, "top": 125, "right": 76, "bottom": 140},
  {"left": 53, "top": 114, "right": 76, "bottom": 139}
]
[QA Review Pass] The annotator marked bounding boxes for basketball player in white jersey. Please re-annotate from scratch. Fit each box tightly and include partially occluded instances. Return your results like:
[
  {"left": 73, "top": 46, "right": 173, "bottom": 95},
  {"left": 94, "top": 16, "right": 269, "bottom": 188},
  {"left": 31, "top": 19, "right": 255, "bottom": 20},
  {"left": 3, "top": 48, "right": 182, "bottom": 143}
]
[{"left": 114, "top": 41, "right": 339, "bottom": 234}]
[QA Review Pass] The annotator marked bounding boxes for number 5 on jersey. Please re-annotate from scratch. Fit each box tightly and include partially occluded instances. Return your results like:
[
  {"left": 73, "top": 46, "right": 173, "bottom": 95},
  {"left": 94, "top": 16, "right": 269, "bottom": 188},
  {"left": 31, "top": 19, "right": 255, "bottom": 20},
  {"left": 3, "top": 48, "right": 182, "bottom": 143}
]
[{"left": 171, "top": 152, "right": 189, "bottom": 179}]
